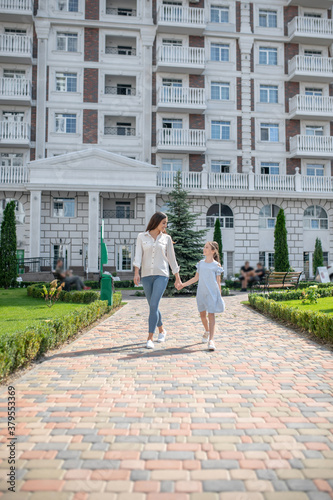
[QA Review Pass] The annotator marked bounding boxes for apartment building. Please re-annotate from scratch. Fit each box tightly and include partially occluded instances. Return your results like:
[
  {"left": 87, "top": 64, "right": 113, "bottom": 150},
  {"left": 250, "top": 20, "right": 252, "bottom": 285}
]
[{"left": 0, "top": 0, "right": 332, "bottom": 279}]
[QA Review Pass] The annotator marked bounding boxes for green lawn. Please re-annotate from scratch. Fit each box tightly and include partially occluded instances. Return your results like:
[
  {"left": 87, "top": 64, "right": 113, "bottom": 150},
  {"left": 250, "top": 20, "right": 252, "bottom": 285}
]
[
  {"left": 282, "top": 297, "right": 333, "bottom": 315},
  {"left": 0, "top": 289, "right": 86, "bottom": 335}
]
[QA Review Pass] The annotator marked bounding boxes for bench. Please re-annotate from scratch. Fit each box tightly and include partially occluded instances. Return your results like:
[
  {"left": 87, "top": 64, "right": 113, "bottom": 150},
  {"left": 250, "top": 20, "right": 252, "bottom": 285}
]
[{"left": 258, "top": 271, "right": 302, "bottom": 292}]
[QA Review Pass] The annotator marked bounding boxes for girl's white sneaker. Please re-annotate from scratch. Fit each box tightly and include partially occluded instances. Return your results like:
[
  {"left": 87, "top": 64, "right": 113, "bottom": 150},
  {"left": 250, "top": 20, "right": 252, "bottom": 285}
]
[
  {"left": 202, "top": 332, "right": 209, "bottom": 343},
  {"left": 157, "top": 329, "right": 167, "bottom": 342},
  {"left": 146, "top": 340, "right": 154, "bottom": 349},
  {"left": 208, "top": 340, "right": 216, "bottom": 351}
]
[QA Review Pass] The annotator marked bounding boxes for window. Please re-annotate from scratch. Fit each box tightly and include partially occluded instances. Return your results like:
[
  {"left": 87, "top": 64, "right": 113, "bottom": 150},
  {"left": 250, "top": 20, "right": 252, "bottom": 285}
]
[
  {"left": 260, "top": 123, "right": 279, "bottom": 142},
  {"left": 3, "top": 69, "right": 25, "bottom": 79},
  {"left": 261, "top": 162, "right": 279, "bottom": 175},
  {"left": 306, "top": 164, "right": 324, "bottom": 176},
  {"left": 162, "top": 118, "right": 182, "bottom": 129},
  {"left": 53, "top": 198, "right": 75, "bottom": 217},
  {"left": 0, "top": 199, "right": 25, "bottom": 225},
  {"left": 211, "top": 82, "right": 230, "bottom": 100},
  {"left": 115, "top": 201, "right": 132, "bottom": 218},
  {"left": 116, "top": 122, "right": 134, "bottom": 136},
  {"left": 210, "top": 5, "right": 229, "bottom": 23},
  {"left": 117, "top": 244, "right": 133, "bottom": 271},
  {"left": 259, "top": 204, "right": 280, "bottom": 229},
  {"left": 303, "top": 205, "right": 328, "bottom": 230},
  {"left": 162, "top": 39, "right": 182, "bottom": 46},
  {"left": 304, "top": 12, "right": 322, "bottom": 18},
  {"left": 259, "top": 47, "right": 277, "bottom": 65},
  {"left": 162, "top": 78, "right": 182, "bottom": 87},
  {"left": 305, "top": 87, "right": 323, "bottom": 96},
  {"left": 56, "top": 32, "right": 78, "bottom": 52},
  {"left": 259, "top": 10, "right": 277, "bottom": 28},
  {"left": 211, "top": 120, "right": 230, "bottom": 140},
  {"left": 206, "top": 204, "right": 234, "bottom": 228},
  {"left": 117, "top": 45, "right": 135, "bottom": 55},
  {"left": 55, "top": 113, "right": 76, "bottom": 133},
  {"left": 259, "top": 251, "right": 275, "bottom": 269},
  {"left": 4, "top": 28, "right": 26, "bottom": 34},
  {"left": 211, "top": 43, "right": 229, "bottom": 62},
  {"left": 306, "top": 125, "right": 324, "bottom": 136},
  {"left": 56, "top": 72, "right": 77, "bottom": 92},
  {"left": 58, "top": 0, "right": 78, "bottom": 11},
  {"left": 211, "top": 160, "right": 230, "bottom": 173},
  {"left": 161, "top": 78, "right": 182, "bottom": 101},
  {"left": 260, "top": 85, "right": 278, "bottom": 103},
  {"left": 1, "top": 153, "right": 23, "bottom": 167},
  {"left": 162, "top": 158, "right": 182, "bottom": 172},
  {"left": 304, "top": 50, "right": 322, "bottom": 57}
]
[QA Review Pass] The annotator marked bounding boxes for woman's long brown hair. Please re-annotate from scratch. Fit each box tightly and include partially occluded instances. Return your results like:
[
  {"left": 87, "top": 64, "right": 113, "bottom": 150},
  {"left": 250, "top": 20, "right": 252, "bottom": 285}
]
[
  {"left": 208, "top": 241, "right": 221, "bottom": 264},
  {"left": 146, "top": 211, "right": 167, "bottom": 232}
]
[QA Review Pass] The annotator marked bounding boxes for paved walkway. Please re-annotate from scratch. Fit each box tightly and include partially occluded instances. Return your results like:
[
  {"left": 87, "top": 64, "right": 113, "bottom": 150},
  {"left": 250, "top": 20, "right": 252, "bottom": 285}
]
[{"left": 1, "top": 295, "right": 333, "bottom": 500}]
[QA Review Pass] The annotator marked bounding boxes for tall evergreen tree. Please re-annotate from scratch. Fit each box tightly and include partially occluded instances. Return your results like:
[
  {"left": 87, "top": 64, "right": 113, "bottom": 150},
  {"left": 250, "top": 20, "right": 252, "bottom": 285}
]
[
  {"left": 313, "top": 237, "right": 324, "bottom": 276},
  {"left": 166, "top": 171, "right": 207, "bottom": 286},
  {"left": 0, "top": 200, "right": 17, "bottom": 288},
  {"left": 213, "top": 217, "right": 223, "bottom": 266},
  {"left": 274, "top": 208, "right": 290, "bottom": 272}
]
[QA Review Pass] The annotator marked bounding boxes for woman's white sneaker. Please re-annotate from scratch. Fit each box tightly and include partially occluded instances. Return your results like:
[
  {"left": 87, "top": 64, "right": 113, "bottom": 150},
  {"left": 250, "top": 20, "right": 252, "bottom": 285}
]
[
  {"left": 157, "top": 330, "right": 167, "bottom": 342},
  {"left": 146, "top": 339, "right": 154, "bottom": 349},
  {"left": 208, "top": 340, "right": 216, "bottom": 351},
  {"left": 202, "top": 332, "right": 209, "bottom": 343}
]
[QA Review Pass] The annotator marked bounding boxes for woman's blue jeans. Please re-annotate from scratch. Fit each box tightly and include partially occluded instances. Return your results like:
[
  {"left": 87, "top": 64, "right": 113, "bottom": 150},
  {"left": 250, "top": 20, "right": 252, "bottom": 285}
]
[{"left": 141, "top": 275, "right": 169, "bottom": 333}]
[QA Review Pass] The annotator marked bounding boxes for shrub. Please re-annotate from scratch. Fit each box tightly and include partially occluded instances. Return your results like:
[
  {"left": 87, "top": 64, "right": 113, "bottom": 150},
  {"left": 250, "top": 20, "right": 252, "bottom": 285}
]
[
  {"left": 274, "top": 208, "right": 290, "bottom": 272},
  {"left": 27, "top": 284, "right": 101, "bottom": 304},
  {"left": 0, "top": 201, "right": 17, "bottom": 288},
  {"left": 248, "top": 293, "right": 333, "bottom": 343}
]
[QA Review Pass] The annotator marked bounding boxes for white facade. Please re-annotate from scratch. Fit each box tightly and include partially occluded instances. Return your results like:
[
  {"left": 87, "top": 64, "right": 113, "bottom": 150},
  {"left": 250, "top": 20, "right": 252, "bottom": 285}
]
[{"left": 0, "top": 0, "right": 333, "bottom": 278}]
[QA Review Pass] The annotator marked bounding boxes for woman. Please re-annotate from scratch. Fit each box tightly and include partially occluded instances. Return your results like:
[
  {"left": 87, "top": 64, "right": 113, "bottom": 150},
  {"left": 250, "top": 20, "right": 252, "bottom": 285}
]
[{"left": 133, "top": 211, "right": 182, "bottom": 349}]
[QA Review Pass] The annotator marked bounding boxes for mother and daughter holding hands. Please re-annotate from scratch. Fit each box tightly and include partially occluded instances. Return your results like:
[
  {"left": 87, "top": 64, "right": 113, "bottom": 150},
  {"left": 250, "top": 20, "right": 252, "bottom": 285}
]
[{"left": 133, "top": 211, "right": 225, "bottom": 351}]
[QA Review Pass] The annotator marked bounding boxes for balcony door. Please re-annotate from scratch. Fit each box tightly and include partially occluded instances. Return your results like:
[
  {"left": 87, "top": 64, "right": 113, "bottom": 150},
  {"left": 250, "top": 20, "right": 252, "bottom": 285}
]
[
  {"left": 162, "top": 1, "right": 182, "bottom": 23},
  {"left": 162, "top": 118, "right": 182, "bottom": 144},
  {"left": 162, "top": 78, "right": 182, "bottom": 103}
]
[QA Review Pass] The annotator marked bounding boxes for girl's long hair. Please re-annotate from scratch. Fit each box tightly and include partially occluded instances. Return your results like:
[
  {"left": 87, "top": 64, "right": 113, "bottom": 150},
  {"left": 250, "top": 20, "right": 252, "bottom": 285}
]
[
  {"left": 146, "top": 211, "right": 167, "bottom": 232},
  {"left": 208, "top": 241, "right": 221, "bottom": 264}
]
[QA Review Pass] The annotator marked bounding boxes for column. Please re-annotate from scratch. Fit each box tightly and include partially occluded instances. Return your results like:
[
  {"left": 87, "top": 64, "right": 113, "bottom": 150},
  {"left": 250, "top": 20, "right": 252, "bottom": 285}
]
[
  {"left": 239, "top": 1, "right": 253, "bottom": 173},
  {"left": 29, "top": 190, "right": 41, "bottom": 257},
  {"left": 141, "top": 29, "right": 155, "bottom": 163},
  {"left": 88, "top": 192, "right": 100, "bottom": 273},
  {"left": 145, "top": 193, "right": 156, "bottom": 226},
  {"left": 35, "top": 20, "right": 50, "bottom": 160}
]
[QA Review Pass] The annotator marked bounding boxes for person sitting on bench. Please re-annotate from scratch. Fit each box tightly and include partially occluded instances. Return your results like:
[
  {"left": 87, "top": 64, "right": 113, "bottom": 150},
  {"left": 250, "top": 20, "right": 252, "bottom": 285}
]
[
  {"left": 248, "top": 262, "right": 266, "bottom": 288},
  {"left": 54, "top": 259, "right": 90, "bottom": 291},
  {"left": 240, "top": 261, "right": 256, "bottom": 292}
]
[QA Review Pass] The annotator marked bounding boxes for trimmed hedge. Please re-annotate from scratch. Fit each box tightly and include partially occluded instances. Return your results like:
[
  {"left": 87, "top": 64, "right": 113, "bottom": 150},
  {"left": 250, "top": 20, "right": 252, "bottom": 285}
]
[
  {"left": 0, "top": 292, "right": 122, "bottom": 380},
  {"left": 27, "top": 284, "right": 101, "bottom": 304},
  {"left": 261, "top": 287, "right": 333, "bottom": 302},
  {"left": 248, "top": 293, "right": 333, "bottom": 343}
]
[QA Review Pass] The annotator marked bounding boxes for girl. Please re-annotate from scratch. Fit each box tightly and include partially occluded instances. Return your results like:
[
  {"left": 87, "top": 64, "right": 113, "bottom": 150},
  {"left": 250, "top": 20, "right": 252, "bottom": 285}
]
[
  {"left": 179, "top": 241, "right": 224, "bottom": 351},
  {"left": 133, "top": 212, "right": 182, "bottom": 349}
]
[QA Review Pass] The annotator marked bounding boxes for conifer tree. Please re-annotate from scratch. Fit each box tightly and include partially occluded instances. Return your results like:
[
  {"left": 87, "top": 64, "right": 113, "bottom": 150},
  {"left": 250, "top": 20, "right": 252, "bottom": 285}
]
[
  {"left": 213, "top": 217, "right": 223, "bottom": 266},
  {"left": 313, "top": 237, "right": 323, "bottom": 276},
  {"left": 166, "top": 171, "right": 207, "bottom": 287},
  {"left": 0, "top": 200, "right": 17, "bottom": 288},
  {"left": 274, "top": 208, "right": 290, "bottom": 272}
]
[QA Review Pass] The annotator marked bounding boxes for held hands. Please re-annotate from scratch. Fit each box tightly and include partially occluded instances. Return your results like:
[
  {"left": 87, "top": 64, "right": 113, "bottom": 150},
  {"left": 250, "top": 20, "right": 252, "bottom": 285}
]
[{"left": 175, "top": 279, "right": 183, "bottom": 291}]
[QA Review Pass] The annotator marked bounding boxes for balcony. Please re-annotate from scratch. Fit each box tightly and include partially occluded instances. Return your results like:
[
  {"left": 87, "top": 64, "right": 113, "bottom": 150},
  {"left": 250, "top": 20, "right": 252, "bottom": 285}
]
[
  {"left": 104, "top": 126, "right": 136, "bottom": 136},
  {"left": 0, "top": 165, "right": 29, "bottom": 185},
  {"left": 290, "top": 135, "right": 333, "bottom": 158},
  {"left": 0, "top": 78, "right": 31, "bottom": 105},
  {"left": 105, "top": 7, "right": 136, "bottom": 16},
  {"left": 157, "top": 87, "right": 206, "bottom": 113},
  {"left": 0, "top": 0, "right": 33, "bottom": 21},
  {"left": 157, "top": 171, "right": 333, "bottom": 195},
  {"left": 103, "top": 209, "right": 135, "bottom": 219},
  {"left": 289, "top": 95, "right": 333, "bottom": 120},
  {"left": 156, "top": 46, "right": 205, "bottom": 74},
  {"left": 288, "top": 0, "right": 333, "bottom": 8},
  {"left": 288, "top": 55, "right": 333, "bottom": 83},
  {"left": 0, "top": 121, "right": 30, "bottom": 146},
  {"left": 157, "top": 5, "right": 206, "bottom": 35},
  {"left": 156, "top": 129, "right": 206, "bottom": 152},
  {"left": 0, "top": 34, "right": 32, "bottom": 63},
  {"left": 104, "top": 85, "right": 136, "bottom": 96},
  {"left": 288, "top": 17, "right": 333, "bottom": 45}
]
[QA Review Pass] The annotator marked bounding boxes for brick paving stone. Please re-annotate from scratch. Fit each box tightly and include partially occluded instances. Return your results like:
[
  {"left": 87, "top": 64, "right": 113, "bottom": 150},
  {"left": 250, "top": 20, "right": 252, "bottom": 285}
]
[{"left": 0, "top": 295, "right": 332, "bottom": 498}]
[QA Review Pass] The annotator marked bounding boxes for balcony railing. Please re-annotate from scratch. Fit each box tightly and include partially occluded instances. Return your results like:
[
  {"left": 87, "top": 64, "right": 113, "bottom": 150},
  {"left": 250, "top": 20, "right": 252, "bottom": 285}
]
[
  {"left": 209, "top": 172, "right": 248, "bottom": 190},
  {"left": 289, "top": 55, "right": 333, "bottom": 75},
  {"left": 105, "top": 86, "right": 136, "bottom": 96},
  {"left": 289, "top": 94, "right": 333, "bottom": 116},
  {"left": 157, "top": 45, "right": 205, "bottom": 66},
  {"left": 157, "top": 171, "right": 202, "bottom": 189},
  {"left": 0, "top": 0, "right": 32, "bottom": 11},
  {"left": 105, "top": 7, "right": 136, "bottom": 16},
  {"left": 0, "top": 77, "right": 31, "bottom": 99},
  {"left": 289, "top": 16, "right": 333, "bottom": 39},
  {"left": 105, "top": 46, "right": 136, "bottom": 56},
  {"left": 158, "top": 5, "right": 205, "bottom": 26},
  {"left": 0, "top": 121, "right": 30, "bottom": 142},
  {"left": 103, "top": 209, "right": 135, "bottom": 219},
  {"left": 302, "top": 175, "right": 333, "bottom": 192},
  {"left": 0, "top": 165, "right": 29, "bottom": 184},
  {"left": 0, "top": 34, "right": 32, "bottom": 56},
  {"left": 290, "top": 135, "right": 333, "bottom": 155},
  {"left": 255, "top": 174, "right": 295, "bottom": 191},
  {"left": 157, "top": 128, "right": 205, "bottom": 148},
  {"left": 104, "top": 126, "right": 136, "bottom": 136},
  {"left": 158, "top": 86, "right": 205, "bottom": 106}
]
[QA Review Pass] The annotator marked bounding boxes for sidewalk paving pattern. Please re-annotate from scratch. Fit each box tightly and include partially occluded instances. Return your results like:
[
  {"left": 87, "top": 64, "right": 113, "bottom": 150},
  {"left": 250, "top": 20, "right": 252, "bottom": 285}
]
[{"left": 1, "top": 295, "right": 333, "bottom": 500}]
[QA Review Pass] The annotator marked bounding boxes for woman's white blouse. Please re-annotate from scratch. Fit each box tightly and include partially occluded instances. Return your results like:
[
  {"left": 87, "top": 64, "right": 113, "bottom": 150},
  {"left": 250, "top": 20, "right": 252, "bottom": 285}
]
[{"left": 133, "top": 231, "right": 180, "bottom": 278}]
